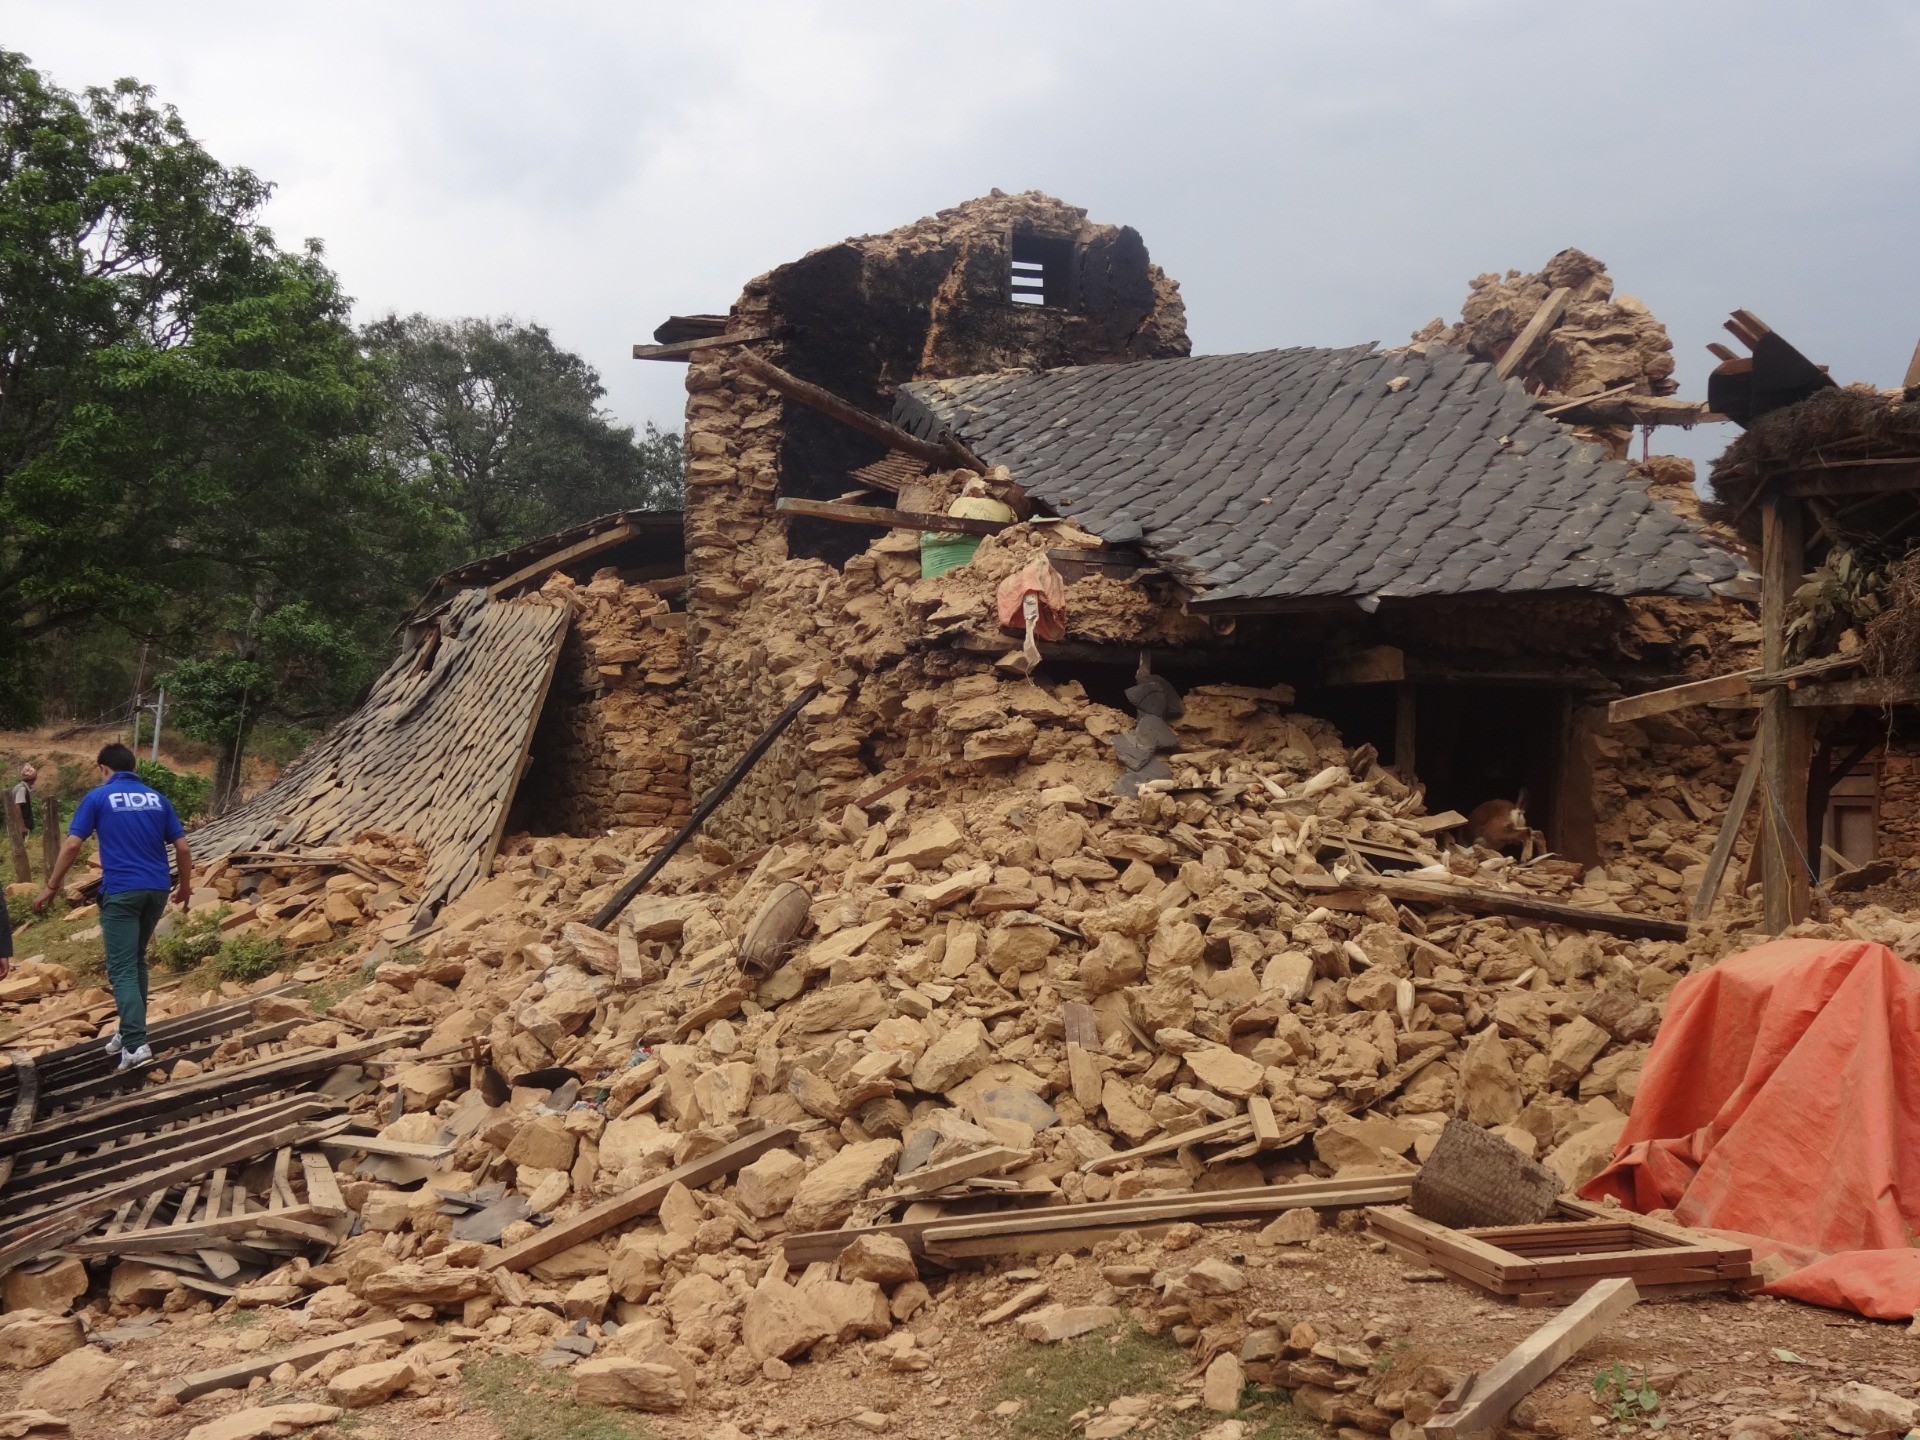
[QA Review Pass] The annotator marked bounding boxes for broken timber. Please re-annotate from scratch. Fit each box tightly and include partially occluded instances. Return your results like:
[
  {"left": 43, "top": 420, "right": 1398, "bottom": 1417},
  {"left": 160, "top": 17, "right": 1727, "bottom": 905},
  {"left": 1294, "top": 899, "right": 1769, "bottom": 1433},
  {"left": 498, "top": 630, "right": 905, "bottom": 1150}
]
[
  {"left": 171, "top": 1319, "right": 406, "bottom": 1401},
  {"left": 589, "top": 684, "right": 823, "bottom": 930},
  {"left": 774, "top": 496, "right": 1013, "bottom": 538},
  {"left": 734, "top": 352, "right": 961, "bottom": 468},
  {"left": 487, "top": 1123, "right": 795, "bottom": 1271},
  {"left": 1423, "top": 1278, "right": 1639, "bottom": 1435},
  {"left": 1296, "top": 872, "right": 1687, "bottom": 941},
  {"left": 783, "top": 1173, "right": 1410, "bottom": 1267}
]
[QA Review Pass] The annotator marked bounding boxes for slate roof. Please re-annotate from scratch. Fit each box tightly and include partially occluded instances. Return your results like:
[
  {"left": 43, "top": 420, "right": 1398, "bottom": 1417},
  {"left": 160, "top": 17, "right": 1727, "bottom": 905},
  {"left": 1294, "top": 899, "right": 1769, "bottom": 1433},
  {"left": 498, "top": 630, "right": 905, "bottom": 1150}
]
[{"left": 894, "top": 344, "right": 1741, "bottom": 611}]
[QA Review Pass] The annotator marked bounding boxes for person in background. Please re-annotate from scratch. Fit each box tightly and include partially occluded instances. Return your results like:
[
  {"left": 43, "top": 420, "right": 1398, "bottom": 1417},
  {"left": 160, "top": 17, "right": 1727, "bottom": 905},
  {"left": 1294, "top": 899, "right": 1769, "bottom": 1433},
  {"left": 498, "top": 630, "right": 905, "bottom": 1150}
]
[
  {"left": 9, "top": 764, "right": 36, "bottom": 836},
  {"left": 33, "top": 744, "right": 191, "bottom": 1071}
]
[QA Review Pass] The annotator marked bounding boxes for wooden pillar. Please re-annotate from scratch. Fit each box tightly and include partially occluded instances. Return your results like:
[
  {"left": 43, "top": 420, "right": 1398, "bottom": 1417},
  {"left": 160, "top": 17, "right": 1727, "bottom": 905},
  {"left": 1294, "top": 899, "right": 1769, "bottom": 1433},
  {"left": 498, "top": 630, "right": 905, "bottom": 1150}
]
[
  {"left": 1393, "top": 683, "right": 1417, "bottom": 781},
  {"left": 1760, "top": 494, "right": 1813, "bottom": 931},
  {"left": 4, "top": 794, "right": 29, "bottom": 883},
  {"left": 39, "top": 798, "right": 60, "bottom": 881},
  {"left": 1550, "top": 691, "right": 1601, "bottom": 867}
]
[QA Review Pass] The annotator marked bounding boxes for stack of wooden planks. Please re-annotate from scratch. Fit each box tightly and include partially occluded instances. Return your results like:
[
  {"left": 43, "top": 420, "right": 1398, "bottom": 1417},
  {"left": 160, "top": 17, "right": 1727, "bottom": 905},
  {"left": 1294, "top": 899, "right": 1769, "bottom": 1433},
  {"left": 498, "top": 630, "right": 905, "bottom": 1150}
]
[
  {"left": 0, "top": 1027, "right": 413, "bottom": 1279},
  {"left": 189, "top": 588, "right": 571, "bottom": 923}
]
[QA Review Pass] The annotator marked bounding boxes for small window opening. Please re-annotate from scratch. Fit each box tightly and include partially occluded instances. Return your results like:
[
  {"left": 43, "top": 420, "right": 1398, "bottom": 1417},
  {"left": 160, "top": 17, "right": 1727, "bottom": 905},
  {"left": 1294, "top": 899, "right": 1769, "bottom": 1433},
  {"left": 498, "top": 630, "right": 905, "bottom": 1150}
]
[{"left": 1010, "top": 231, "right": 1074, "bottom": 308}]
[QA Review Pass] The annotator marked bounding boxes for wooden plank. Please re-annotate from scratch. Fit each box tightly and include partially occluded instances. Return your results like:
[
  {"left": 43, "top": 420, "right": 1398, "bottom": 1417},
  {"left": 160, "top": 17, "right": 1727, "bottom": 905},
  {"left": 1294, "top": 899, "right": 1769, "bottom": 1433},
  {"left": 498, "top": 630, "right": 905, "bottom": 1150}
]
[
  {"left": 1607, "top": 669, "right": 1757, "bottom": 724},
  {"left": 203, "top": 1168, "right": 227, "bottom": 1223},
  {"left": 0, "top": 1112, "right": 350, "bottom": 1275},
  {"left": 1295, "top": 872, "right": 1686, "bottom": 942},
  {"left": 314, "top": 1132, "right": 453, "bottom": 1162},
  {"left": 485, "top": 525, "right": 634, "bottom": 600},
  {"left": 782, "top": 1177, "right": 1413, "bottom": 1267},
  {"left": 487, "top": 1123, "right": 795, "bottom": 1272},
  {"left": 1080, "top": 1115, "right": 1253, "bottom": 1174},
  {"left": 734, "top": 351, "right": 952, "bottom": 466},
  {"left": 299, "top": 1151, "right": 347, "bottom": 1216},
  {"left": 1759, "top": 494, "right": 1812, "bottom": 931},
  {"left": 1369, "top": 1206, "right": 1536, "bottom": 1278},
  {"left": 1788, "top": 674, "right": 1920, "bottom": 708},
  {"left": 882, "top": 1146, "right": 1033, "bottom": 1199},
  {"left": 70, "top": 1205, "right": 324, "bottom": 1256},
  {"left": 270, "top": 1149, "right": 294, "bottom": 1210},
  {"left": 774, "top": 497, "right": 1011, "bottom": 539},
  {"left": 630, "top": 327, "right": 777, "bottom": 362},
  {"left": 1423, "top": 1279, "right": 1640, "bottom": 1435},
  {"left": 170, "top": 1319, "right": 406, "bottom": 1402},
  {"left": 104, "top": 1199, "right": 137, "bottom": 1237},
  {"left": 1247, "top": 1095, "right": 1282, "bottom": 1148},
  {"left": 1495, "top": 287, "right": 1572, "bottom": 381},
  {"left": 1691, "top": 731, "right": 1763, "bottom": 921},
  {"left": 0, "top": 1031, "right": 412, "bottom": 1158},
  {"left": 920, "top": 1181, "right": 1412, "bottom": 1259},
  {"left": 0, "top": 1099, "right": 332, "bottom": 1216},
  {"left": 6, "top": 1052, "right": 37, "bottom": 1135},
  {"left": 1783, "top": 462, "right": 1920, "bottom": 498}
]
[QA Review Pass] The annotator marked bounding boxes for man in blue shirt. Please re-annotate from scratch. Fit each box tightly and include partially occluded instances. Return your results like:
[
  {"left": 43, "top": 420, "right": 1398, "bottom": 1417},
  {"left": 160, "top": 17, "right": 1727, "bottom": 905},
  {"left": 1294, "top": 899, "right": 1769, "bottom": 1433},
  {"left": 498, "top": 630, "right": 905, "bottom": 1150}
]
[{"left": 34, "top": 744, "right": 192, "bottom": 1072}]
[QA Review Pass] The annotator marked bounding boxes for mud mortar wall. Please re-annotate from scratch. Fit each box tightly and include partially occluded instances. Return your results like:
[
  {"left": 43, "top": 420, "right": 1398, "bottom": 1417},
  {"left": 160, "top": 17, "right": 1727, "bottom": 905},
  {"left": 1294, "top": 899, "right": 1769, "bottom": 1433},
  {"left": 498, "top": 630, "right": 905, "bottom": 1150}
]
[
  {"left": 679, "top": 194, "right": 1191, "bottom": 852},
  {"left": 517, "top": 573, "right": 693, "bottom": 836}
]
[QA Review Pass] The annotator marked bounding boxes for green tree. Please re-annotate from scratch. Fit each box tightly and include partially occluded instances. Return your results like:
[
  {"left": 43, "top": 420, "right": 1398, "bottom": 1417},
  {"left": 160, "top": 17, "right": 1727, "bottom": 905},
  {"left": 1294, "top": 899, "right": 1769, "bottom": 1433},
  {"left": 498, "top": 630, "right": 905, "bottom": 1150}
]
[
  {"left": 363, "top": 313, "right": 683, "bottom": 553},
  {"left": 0, "top": 52, "right": 459, "bottom": 725}
]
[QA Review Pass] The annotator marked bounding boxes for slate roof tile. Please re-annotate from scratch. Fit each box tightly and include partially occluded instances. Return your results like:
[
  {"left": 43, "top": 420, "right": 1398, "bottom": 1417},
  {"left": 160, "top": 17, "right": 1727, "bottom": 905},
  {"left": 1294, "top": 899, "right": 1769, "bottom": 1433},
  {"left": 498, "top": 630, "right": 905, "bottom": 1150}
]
[{"left": 895, "top": 344, "right": 1739, "bottom": 606}]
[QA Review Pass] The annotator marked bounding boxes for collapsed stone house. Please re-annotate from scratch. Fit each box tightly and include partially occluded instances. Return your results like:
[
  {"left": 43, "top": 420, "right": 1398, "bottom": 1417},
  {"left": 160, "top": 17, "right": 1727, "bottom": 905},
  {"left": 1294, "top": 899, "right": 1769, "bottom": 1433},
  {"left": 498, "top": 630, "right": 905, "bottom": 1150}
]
[
  {"left": 201, "top": 190, "right": 1902, "bottom": 928},
  {"left": 622, "top": 192, "right": 1770, "bottom": 917}
]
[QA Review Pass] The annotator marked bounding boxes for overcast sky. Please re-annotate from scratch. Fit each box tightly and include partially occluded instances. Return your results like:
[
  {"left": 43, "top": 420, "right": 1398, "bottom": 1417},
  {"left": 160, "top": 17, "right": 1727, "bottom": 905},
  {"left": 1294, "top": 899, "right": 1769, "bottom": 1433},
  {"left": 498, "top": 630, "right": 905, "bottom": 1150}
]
[{"left": 7, "top": 2, "right": 1919, "bottom": 474}]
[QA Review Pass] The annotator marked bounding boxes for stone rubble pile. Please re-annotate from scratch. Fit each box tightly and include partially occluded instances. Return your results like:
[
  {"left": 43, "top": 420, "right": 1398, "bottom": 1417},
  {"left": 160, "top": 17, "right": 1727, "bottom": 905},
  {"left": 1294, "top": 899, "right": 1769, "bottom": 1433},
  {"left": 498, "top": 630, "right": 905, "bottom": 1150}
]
[{"left": 14, "top": 520, "right": 1885, "bottom": 1439}]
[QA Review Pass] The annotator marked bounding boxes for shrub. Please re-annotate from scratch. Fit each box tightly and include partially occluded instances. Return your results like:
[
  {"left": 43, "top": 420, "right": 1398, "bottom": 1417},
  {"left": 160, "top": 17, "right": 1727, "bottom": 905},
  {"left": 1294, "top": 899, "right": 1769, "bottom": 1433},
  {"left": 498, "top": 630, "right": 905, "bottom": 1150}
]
[
  {"left": 135, "top": 760, "right": 212, "bottom": 822},
  {"left": 153, "top": 911, "right": 227, "bottom": 973},
  {"left": 213, "top": 933, "right": 285, "bottom": 982}
]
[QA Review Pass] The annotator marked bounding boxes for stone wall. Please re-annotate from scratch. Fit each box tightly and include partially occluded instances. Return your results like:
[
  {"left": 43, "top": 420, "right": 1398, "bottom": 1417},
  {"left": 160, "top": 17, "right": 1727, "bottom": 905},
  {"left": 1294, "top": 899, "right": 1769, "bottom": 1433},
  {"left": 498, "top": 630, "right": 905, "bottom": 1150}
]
[
  {"left": 516, "top": 572, "right": 692, "bottom": 837},
  {"left": 680, "top": 193, "right": 1192, "bottom": 851}
]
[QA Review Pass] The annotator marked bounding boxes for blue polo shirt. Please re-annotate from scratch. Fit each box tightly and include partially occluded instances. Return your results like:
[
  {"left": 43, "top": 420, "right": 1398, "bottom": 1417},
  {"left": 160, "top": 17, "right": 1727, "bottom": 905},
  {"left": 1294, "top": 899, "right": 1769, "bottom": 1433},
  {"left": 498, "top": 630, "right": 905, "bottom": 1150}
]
[{"left": 68, "top": 772, "right": 184, "bottom": 895}]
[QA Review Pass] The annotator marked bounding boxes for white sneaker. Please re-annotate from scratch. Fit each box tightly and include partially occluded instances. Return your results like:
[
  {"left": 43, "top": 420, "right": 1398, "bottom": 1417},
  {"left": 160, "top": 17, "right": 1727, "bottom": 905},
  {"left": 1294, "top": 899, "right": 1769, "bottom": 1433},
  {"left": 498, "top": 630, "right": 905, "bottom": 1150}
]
[
  {"left": 114, "top": 1045, "right": 152, "bottom": 1073},
  {"left": 104, "top": 1032, "right": 123, "bottom": 1056}
]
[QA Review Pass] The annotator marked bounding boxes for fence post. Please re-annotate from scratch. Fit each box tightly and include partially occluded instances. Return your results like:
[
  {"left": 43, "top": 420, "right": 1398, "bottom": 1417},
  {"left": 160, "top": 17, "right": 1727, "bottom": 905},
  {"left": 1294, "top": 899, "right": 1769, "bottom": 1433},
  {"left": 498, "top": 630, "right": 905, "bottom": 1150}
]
[
  {"left": 40, "top": 798, "right": 60, "bottom": 882},
  {"left": 4, "top": 793, "right": 28, "bottom": 882}
]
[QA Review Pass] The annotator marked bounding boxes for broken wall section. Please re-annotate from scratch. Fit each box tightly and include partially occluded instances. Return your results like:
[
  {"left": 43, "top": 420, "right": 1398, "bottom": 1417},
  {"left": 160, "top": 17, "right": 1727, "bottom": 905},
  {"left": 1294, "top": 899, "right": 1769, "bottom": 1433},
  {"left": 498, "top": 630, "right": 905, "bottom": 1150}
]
[
  {"left": 516, "top": 572, "right": 692, "bottom": 837},
  {"left": 681, "top": 194, "right": 1192, "bottom": 844}
]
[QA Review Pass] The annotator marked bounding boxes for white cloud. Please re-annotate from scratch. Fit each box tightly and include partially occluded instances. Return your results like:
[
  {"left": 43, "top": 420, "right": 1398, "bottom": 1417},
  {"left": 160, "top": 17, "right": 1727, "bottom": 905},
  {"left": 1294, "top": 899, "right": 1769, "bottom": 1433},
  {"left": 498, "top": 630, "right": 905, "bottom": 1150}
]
[{"left": 6, "top": 0, "right": 1919, "bottom": 479}]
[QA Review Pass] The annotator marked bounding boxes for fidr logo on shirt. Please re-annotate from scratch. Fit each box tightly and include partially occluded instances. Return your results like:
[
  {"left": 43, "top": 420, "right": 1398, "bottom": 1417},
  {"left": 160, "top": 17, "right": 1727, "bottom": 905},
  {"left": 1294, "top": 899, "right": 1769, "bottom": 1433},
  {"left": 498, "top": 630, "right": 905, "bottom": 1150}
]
[{"left": 107, "top": 792, "right": 165, "bottom": 812}]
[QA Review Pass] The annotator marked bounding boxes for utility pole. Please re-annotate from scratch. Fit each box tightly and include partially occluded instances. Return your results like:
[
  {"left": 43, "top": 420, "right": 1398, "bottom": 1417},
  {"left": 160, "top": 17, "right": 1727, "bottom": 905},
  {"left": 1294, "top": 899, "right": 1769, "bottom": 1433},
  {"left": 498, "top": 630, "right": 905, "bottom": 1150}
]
[
  {"left": 129, "top": 642, "right": 149, "bottom": 746},
  {"left": 150, "top": 685, "right": 165, "bottom": 762}
]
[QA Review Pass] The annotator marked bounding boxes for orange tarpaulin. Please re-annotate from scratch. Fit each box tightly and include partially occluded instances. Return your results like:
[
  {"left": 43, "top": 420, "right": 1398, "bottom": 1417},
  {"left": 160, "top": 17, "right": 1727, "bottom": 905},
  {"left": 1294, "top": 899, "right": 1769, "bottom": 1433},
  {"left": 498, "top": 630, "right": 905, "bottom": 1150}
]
[{"left": 1581, "top": 938, "right": 1920, "bottom": 1318}]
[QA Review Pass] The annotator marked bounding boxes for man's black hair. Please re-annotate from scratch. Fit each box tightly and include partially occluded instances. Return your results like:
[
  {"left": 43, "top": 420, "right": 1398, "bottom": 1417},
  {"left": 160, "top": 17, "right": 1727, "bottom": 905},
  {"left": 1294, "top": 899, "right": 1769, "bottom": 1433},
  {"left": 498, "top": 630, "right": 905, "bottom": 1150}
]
[{"left": 96, "top": 743, "right": 138, "bottom": 773}]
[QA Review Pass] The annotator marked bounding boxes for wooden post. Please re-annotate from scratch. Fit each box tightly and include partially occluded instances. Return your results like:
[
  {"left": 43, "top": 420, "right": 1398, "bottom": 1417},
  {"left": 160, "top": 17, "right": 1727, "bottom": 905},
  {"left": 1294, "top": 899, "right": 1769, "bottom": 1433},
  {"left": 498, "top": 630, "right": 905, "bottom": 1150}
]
[
  {"left": 1393, "top": 683, "right": 1417, "bottom": 780},
  {"left": 40, "top": 799, "right": 60, "bottom": 881},
  {"left": 1759, "top": 494, "right": 1813, "bottom": 931},
  {"left": 4, "top": 794, "right": 29, "bottom": 883}
]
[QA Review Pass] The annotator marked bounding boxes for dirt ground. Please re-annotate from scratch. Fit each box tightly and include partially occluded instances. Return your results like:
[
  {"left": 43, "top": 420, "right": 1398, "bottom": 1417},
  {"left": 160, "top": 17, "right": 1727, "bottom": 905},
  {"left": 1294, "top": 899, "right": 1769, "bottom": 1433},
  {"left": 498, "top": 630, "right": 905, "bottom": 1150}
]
[{"left": 8, "top": 1222, "right": 1914, "bottom": 1440}]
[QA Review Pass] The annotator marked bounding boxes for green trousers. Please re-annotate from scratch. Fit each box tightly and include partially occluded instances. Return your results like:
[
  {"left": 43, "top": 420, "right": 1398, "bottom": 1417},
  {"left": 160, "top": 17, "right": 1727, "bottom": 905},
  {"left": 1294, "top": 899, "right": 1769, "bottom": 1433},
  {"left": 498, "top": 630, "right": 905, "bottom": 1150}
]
[{"left": 100, "top": 889, "right": 167, "bottom": 1052}]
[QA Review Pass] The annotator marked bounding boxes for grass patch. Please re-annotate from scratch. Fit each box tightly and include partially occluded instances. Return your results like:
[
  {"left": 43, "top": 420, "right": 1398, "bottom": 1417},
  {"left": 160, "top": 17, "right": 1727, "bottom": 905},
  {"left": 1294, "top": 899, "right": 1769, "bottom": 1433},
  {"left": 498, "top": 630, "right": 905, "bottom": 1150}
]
[
  {"left": 985, "top": 1324, "right": 1308, "bottom": 1440},
  {"left": 462, "top": 1356, "right": 654, "bottom": 1440}
]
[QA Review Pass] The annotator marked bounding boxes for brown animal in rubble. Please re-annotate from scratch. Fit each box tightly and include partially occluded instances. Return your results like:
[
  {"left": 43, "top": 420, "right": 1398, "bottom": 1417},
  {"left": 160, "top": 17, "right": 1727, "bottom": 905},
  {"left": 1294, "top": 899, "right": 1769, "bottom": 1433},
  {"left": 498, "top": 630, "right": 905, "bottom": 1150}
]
[{"left": 1466, "top": 796, "right": 1543, "bottom": 855}]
